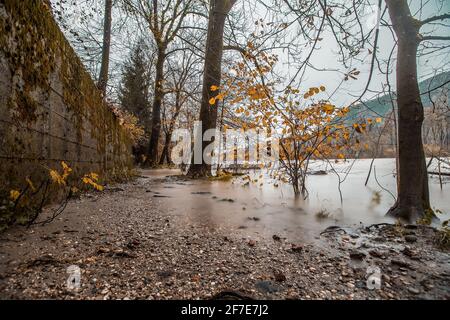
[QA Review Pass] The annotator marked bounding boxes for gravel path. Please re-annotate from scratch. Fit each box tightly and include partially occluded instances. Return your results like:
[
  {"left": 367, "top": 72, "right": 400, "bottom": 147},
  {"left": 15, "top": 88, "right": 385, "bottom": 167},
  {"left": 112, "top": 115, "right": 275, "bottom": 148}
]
[{"left": 0, "top": 172, "right": 449, "bottom": 300}]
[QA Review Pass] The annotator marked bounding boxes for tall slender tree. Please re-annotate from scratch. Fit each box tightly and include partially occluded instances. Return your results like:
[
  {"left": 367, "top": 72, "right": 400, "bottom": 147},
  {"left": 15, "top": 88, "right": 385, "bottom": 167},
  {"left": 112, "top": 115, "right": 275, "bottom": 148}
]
[
  {"left": 187, "top": 0, "right": 237, "bottom": 177},
  {"left": 385, "top": 0, "right": 450, "bottom": 221},
  {"left": 160, "top": 50, "right": 201, "bottom": 164},
  {"left": 123, "top": 0, "right": 196, "bottom": 166},
  {"left": 97, "top": 0, "right": 113, "bottom": 96}
]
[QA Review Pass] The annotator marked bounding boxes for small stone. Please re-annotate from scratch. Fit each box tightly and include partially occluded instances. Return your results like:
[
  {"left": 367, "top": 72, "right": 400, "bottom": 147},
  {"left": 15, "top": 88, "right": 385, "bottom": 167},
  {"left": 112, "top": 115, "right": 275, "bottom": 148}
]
[
  {"left": 291, "top": 244, "right": 303, "bottom": 253},
  {"left": 255, "top": 281, "right": 279, "bottom": 293},
  {"left": 404, "top": 235, "right": 417, "bottom": 243},
  {"left": 349, "top": 250, "right": 366, "bottom": 260},
  {"left": 408, "top": 287, "right": 420, "bottom": 295},
  {"left": 274, "top": 271, "right": 286, "bottom": 282},
  {"left": 391, "top": 259, "right": 410, "bottom": 268},
  {"left": 369, "top": 249, "right": 383, "bottom": 258}
]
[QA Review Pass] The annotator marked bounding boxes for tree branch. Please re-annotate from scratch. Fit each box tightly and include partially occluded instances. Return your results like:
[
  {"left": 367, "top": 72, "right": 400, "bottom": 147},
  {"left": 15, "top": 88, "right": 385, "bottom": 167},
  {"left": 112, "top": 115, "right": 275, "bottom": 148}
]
[
  {"left": 421, "top": 35, "right": 450, "bottom": 42},
  {"left": 420, "top": 13, "right": 450, "bottom": 26}
]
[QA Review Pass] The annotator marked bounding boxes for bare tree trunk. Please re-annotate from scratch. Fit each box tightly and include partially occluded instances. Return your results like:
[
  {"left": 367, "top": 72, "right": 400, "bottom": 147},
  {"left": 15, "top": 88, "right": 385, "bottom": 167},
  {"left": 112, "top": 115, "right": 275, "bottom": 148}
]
[
  {"left": 187, "top": 0, "right": 236, "bottom": 177},
  {"left": 97, "top": 0, "right": 113, "bottom": 96},
  {"left": 385, "top": 0, "right": 432, "bottom": 222},
  {"left": 147, "top": 47, "right": 166, "bottom": 166},
  {"left": 159, "top": 133, "right": 171, "bottom": 165}
]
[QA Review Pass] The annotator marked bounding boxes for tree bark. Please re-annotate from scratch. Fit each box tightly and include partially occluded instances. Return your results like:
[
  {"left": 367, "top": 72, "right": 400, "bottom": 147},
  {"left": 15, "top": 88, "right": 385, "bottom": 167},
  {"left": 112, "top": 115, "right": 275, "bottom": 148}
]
[
  {"left": 146, "top": 47, "right": 166, "bottom": 166},
  {"left": 160, "top": 92, "right": 183, "bottom": 165},
  {"left": 159, "top": 133, "right": 171, "bottom": 164},
  {"left": 97, "top": 0, "right": 113, "bottom": 96},
  {"left": 385, "top": 0, "right": 432, "bottom": 222},
  {"left": 187, "top": 0, "right": 236, "bottom": 177}
]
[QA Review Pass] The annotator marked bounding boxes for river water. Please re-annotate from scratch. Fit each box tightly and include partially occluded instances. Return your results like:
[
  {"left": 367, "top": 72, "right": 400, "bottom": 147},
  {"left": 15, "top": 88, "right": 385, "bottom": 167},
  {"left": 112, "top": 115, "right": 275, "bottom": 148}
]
[{"left": 145, "top": 158, "right": 449, "bottom": 242}]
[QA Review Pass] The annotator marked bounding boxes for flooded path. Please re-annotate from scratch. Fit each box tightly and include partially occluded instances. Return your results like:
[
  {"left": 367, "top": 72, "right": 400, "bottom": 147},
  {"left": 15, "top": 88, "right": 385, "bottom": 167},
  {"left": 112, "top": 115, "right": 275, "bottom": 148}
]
[
  {"left": 146, "top": 158, "right": 450, "bottom": 243},
  {"left": 0, "top": 160, "right": 448, "bottom": 299}
]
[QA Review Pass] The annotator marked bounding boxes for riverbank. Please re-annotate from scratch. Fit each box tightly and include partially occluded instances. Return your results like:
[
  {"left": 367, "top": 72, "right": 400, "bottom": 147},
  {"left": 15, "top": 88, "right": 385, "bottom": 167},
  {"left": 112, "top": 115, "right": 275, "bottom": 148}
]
[{"left": 0, "top": 171, "right": 449, "bottom": 299}]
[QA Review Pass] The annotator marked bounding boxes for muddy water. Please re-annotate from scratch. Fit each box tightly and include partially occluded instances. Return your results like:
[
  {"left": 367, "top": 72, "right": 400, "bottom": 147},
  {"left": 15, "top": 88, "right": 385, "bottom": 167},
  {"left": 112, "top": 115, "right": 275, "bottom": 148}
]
[{"left": 144, "top": 159, "right": 450, "bottom": 242}]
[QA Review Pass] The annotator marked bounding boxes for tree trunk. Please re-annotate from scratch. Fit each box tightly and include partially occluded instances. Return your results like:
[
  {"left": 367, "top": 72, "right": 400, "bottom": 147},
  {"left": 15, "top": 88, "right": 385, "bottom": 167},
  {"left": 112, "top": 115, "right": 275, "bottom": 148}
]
[
  {"left": 385, "top": 0, "right": 432, "bottom": 222},
  {"left": 146, "top": 47, "right": 166, "bottom": 166},
  {"left": 97, "top": 0, "right": 113, "bottom": 96},
  {"left": 159, "top": 106, "right": 182, "bottom": 165},
  {"left": 159, "top": 131, "right": 171, "bottom": 164},
  {"left": 187, "top": 0, "right": 236, "bottom": 177}
]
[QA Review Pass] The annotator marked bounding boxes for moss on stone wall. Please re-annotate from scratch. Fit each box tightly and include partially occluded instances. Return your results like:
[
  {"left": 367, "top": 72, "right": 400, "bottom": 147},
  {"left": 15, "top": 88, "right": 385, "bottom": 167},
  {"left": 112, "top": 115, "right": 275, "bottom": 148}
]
[{"left": 0, "top": 0, "right": 133, "bottom": 229}]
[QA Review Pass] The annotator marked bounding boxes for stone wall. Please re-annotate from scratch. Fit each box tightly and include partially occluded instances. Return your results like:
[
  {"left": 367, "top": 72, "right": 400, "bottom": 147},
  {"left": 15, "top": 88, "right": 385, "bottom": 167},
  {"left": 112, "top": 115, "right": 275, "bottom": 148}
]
[{"left": 0, "top": 1, "right": 133, "bottom": 212}]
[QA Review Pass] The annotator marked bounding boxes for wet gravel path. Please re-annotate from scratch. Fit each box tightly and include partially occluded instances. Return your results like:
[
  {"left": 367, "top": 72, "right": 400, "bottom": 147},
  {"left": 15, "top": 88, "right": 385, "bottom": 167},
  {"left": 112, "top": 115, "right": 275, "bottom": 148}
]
[{"left": 0, "top": 172, "right": 449, "bottom": 300}]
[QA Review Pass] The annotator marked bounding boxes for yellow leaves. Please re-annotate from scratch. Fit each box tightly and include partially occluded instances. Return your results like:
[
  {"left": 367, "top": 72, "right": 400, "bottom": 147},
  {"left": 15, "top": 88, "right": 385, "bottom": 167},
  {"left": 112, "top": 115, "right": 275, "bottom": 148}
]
[
  {"left": 82, "top": 173, "right": 104, "bottom": 191},
  {"left": 210, "top": 85, "right": 219, "bottom": 92},
  {"left": 340, "top": 106, "right": 350, "bottom": 115},
  {"left": 322, "top": 103, "right": 335, "bottom": 115},
  {"left": 71, "top": 186, "right": 79, "bottom": 194},
  {"left": 343, "top": 131, "right": 350, "bottom": 140},
  {"left": 61, "top": 161, "right": 72, "bottom": 179},
  {"left": 217, "top": 93, "right": 225, "bottom": 100},
  {"left": 353, "top": 123, "right": 366, "bottom": 134},
  {"left": 50, "top": 169, "right": 66, "bottom": 186},
  {"left": 49, "top": 161, "right": 73, "bottom": 186},
  {"left": 230, "top": 96, "right": 243, "bottom": 104},
  {"left": 303, "top": 86, "right": 325, "bottom": 99},
  {"left": 337, "top": 153, "right": 345, "bottom": 160},
  {"left": 209, "top": 97, "right": 216, "bottom": 105},
  {"left": 26, "top": 177, "right": 36, "bottom": 192},
  {"left": 367, "top": 117, "right": 382, "bottom": 124},
  {"left": 10, "top": 190, "right": 20, "bottom": 202}
]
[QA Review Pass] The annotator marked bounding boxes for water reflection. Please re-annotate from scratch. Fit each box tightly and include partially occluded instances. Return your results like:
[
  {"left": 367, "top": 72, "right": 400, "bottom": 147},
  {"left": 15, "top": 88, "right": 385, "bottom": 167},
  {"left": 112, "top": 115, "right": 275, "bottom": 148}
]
[{"left": 144, "top": 159, "right": 449, "bottom": 242}]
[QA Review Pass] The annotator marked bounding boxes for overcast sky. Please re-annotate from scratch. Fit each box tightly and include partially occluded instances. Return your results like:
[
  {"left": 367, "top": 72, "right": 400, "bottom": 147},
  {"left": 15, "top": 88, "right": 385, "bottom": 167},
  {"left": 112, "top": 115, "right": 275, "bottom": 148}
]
[
  {"left": 57, "top": 0, "right": 449, "bottom": 107},
  {"left": 278, "top": 0, "right": 450, "bottom": 106}
]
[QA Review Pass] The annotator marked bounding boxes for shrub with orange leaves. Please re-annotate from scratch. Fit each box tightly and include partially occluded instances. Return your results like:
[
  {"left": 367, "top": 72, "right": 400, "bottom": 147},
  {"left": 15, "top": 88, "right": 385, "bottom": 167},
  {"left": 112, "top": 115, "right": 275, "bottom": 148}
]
[{"left": 213, "top": 42, "right": 366, "bottom": 196}]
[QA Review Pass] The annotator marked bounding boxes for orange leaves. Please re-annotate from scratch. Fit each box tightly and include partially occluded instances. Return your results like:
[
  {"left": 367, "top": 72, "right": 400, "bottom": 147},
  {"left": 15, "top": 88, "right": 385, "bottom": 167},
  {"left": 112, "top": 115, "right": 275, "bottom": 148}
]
[
  {"left": 82, "top": 173, "right": 104, "bottom": 191},
  {"left": 353, "top": 123, "right": 366, "bottom": 134},
  {"left": 10, "top": 190, "right": 20, "bottom": 201},
  {"left": 49, "top": 161, "right": 73, "bottom": 186},
  {"left": 367, "top": 117, "right": 382, "bottom": 124},
  {"left": 246, "top": 84, "right": 267, "bottom": 101},
  {"left": 210, "top": 85, "right": 219, "bottom": 92},
  {"left": 209, "top": 97, "right": 216, "bottom": 105},
  {"left": 61, "top": 161, "right": 72, "bottom": 180},
  {"left": 49, "top": 169, "right": 66, "bottom": 186},
  {"left": 322, "top": 103, "right": 335, "bottom": 115},
  {"left": 26, "top": 177, "right": 36, "bottom": 192},
  {"left": 303, "top": 86, "right": 324, "bottom": 99}
]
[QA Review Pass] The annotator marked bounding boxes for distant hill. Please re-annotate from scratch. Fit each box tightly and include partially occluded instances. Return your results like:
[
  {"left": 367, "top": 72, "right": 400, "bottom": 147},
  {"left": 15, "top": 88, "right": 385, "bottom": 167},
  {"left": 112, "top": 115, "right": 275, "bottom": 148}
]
[{"left": 345, "top": 71, "right": 450, "bottom": 122}]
